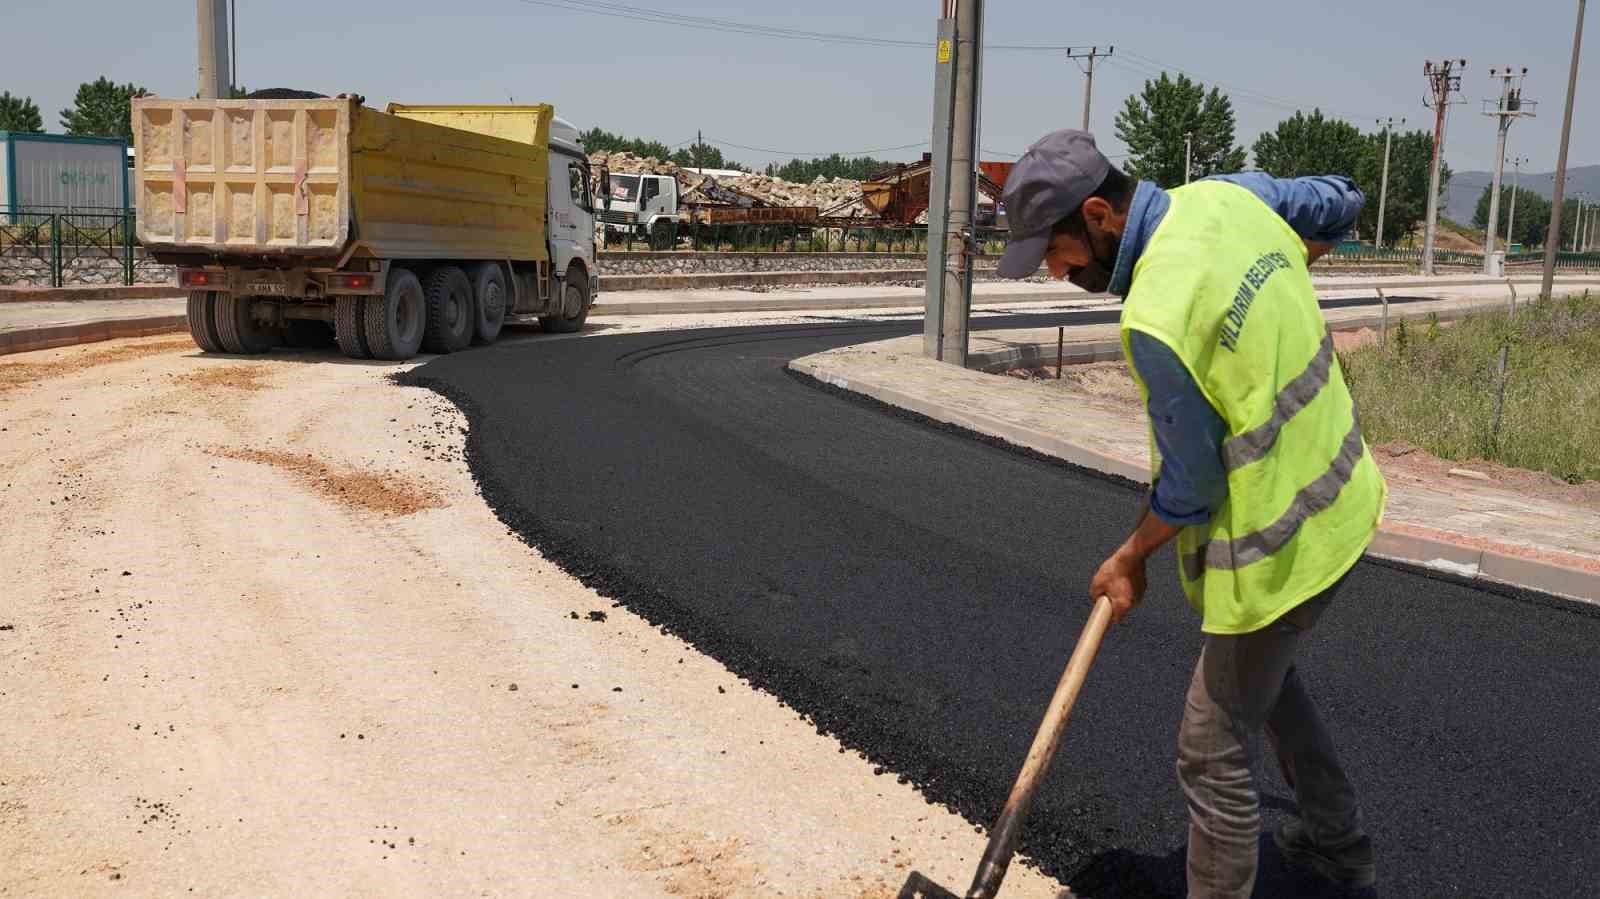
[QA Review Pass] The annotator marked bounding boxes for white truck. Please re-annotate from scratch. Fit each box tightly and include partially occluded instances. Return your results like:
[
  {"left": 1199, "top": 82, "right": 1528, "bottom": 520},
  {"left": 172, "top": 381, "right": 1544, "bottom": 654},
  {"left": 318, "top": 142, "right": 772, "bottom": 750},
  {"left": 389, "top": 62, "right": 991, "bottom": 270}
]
[
  {"left": 597, "top": 171, "right": 681, "bottom": 249},
  {"left": 133, "top": 97, "right": 599, "bottom": 359}
]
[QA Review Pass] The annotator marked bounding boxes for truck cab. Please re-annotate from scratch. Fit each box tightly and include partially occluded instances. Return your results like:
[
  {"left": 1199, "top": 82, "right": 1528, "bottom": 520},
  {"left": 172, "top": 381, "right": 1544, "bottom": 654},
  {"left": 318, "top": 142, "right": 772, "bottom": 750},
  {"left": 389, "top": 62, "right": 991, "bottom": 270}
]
[
  {"left": 548, "top": 116, "right": 599, "bottom": 301},
  {"left": 599, "top": 172, "right": 679, "bottom": 249}
]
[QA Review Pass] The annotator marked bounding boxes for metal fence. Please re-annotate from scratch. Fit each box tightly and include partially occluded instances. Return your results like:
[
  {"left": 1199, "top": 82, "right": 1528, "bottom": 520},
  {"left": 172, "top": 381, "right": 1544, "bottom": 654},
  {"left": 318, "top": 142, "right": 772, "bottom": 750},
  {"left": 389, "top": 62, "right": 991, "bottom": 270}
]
[
  {"left": 1, "top": 206, "right": 140, "bottom": 287},
  {"left": 602, "top": 221, "right": 1009, "bottom": 255}
]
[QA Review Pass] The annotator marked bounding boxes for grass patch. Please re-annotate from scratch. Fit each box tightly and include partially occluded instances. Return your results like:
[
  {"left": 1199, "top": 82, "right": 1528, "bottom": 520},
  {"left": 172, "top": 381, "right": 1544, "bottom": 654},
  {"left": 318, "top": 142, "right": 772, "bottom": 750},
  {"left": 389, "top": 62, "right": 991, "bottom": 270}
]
[{"left": 1340, "top": 291, "right": 1600, "bottom": 483}]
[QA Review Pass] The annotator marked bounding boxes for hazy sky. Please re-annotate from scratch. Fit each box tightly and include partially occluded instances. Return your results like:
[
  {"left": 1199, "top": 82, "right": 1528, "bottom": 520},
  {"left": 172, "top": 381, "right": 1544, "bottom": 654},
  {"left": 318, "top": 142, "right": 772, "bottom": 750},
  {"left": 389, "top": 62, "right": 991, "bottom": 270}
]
[{"left": 7, "top": 0, "right": 1594, "bottom": 176}]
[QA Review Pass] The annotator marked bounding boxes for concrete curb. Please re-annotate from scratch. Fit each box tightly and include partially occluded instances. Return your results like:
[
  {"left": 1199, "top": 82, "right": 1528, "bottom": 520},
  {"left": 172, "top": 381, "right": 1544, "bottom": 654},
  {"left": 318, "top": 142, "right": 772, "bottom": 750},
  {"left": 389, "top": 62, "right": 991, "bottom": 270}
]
[
  {"left": 788, "top": 346, "right": 1600, "bottom": 606},
  {"left": 0, "top": 315, "right": 189, "bottom": 357},
  {"left": 0, "top": 285, "right": 180, "bottom": 304}
]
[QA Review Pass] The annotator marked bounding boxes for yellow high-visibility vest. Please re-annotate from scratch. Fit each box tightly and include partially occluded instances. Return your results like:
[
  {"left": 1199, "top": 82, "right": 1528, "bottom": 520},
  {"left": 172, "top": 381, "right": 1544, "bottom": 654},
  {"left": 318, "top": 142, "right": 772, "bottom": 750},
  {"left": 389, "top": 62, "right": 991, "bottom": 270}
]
[{"left": 1120, "top": 180, "right": 1387, "bottom": 634}]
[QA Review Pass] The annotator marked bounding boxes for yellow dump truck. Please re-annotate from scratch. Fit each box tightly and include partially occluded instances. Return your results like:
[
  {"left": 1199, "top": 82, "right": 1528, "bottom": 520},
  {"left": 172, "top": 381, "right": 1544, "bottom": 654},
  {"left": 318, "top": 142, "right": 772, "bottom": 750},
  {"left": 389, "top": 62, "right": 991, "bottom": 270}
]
[{"left": 132, "top": 97, "right": 598, "bottom": 359}]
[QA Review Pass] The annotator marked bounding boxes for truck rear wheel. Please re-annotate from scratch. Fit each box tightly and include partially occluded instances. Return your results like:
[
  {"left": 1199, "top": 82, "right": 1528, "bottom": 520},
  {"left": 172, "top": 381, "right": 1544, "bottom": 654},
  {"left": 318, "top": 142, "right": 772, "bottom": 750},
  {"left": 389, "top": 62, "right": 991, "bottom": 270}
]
[
  {"left": 471, "top": 263, "right": 507, "bottom": 344},
  {"left": 539, "top": 267, "right": 591, "bottom": 334},
  {"left": 422, "top": 266, "right": 474, "bottom": 354},
  {"left": 364, "top": 268, "right": 427, "bottom": 360},
  {"left": 186, "top": 291, "right": 226, "bottom": 353},
  {"left": 215, "top": 294, "right": 277, "bottom": 354},
  {"left": 334, "top": 295, "right": 371, "bottom": 359}
]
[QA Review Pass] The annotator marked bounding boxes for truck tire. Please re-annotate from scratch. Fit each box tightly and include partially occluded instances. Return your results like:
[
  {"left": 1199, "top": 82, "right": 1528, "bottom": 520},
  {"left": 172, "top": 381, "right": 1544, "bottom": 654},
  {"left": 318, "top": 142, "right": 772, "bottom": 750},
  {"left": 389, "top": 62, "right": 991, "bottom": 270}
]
[
  {"left": 471, "top": 263, "right": 507, "bottom": 345},
  {"left": 186, "top": 291, "right": 226, "bottom": 353},
  {"left": 539, "top": 267, "right": 591, "bottom": 334},
  {"left": 334, "top": 295, "right": 371, "bottom": 359},
  {"left": 364, "top": 268, "right": 427, "bottom": 360},
  {"left": 421, "top": 266, "right": 474, "bottom": 354},
  {"left": 215, "top": 294, "right": 276, "bottom": 354}
]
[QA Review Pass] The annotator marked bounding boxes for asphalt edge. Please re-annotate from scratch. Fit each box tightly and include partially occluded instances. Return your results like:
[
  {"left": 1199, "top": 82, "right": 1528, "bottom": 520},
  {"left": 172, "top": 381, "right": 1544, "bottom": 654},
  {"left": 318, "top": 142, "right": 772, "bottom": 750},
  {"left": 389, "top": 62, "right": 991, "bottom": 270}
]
[{"left": 787, "top": 350, "right": 1600, "bottom": 608}]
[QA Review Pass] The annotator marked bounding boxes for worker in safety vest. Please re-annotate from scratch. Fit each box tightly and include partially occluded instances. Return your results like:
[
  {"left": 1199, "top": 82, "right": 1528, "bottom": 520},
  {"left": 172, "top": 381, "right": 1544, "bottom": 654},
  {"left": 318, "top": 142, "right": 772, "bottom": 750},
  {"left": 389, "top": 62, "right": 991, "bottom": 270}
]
[{"left": 997, "top": 130, "right": 1386, "bottom": 898}]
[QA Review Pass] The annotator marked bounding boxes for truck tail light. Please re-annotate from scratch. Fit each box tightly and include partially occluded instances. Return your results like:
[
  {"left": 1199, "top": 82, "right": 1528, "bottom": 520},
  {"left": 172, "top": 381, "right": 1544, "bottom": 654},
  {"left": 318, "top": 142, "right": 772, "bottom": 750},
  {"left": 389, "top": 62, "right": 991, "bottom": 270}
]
[
  {"left": 328, "top": 273, "right": 373, "bottom": 291},
  {"left": 180, "top": 270, "right": 213, "bottom": 287}
]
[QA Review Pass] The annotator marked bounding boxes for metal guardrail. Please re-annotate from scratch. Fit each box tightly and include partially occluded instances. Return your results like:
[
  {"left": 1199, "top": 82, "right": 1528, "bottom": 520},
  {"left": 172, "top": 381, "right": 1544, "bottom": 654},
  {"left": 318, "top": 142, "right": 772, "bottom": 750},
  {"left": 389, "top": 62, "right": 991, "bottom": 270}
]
[{"left": 1, "top": 206, "right": 140, "bottom": 287}]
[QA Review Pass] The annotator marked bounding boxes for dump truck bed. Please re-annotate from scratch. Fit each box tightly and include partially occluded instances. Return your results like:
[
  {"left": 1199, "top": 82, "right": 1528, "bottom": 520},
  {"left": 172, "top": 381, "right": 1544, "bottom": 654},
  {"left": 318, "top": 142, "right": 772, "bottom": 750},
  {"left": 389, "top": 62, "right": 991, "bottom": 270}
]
[{"left": 132, "top": 97, "right": 549, "bottom": 263}]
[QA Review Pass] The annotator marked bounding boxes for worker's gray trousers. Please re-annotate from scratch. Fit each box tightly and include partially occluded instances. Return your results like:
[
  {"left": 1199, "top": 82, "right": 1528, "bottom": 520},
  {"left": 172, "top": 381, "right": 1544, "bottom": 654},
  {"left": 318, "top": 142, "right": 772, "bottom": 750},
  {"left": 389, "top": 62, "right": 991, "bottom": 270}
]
[{"left": 1178, "top": 580, "right": 1362, "bottom": 899}]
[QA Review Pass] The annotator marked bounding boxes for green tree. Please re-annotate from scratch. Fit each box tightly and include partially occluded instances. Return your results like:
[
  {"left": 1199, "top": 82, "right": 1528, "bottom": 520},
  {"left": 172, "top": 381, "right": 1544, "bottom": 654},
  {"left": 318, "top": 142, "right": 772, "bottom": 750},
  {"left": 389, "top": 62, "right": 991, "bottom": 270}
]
[
  {"left": 576, "top": 127, "right": 674, "bottom": 162},
  {"left": 1473, "top": 184, "right": 1553, "bottom": 248},
  {"left": 670, "top": 140, "right": 747, "bottom": 172},
  {"left": 1251, "top": 109, "right": 1366, "bottom": 178},
  {"left": 1114, "top": 72, "right": 1246, "bottom": 187},
  {"left": 60, "top": 77, "right": 147, "bottom": 140},
  {"left": 766, "top": 154, "right": 894, "bottom": 182},
  {"left": 1351, "top": 129, "right": 1447, "bottom": 246},
  {"left": 0, "top": 91, "right": 44, "bottom": 133}
]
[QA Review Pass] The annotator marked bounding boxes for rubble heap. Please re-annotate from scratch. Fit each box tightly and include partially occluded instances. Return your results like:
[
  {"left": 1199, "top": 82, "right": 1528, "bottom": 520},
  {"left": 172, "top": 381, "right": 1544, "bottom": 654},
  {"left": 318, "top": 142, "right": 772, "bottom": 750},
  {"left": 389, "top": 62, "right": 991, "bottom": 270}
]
[{"left": 586, "top": 151, "right": 869, "bottom": 218}]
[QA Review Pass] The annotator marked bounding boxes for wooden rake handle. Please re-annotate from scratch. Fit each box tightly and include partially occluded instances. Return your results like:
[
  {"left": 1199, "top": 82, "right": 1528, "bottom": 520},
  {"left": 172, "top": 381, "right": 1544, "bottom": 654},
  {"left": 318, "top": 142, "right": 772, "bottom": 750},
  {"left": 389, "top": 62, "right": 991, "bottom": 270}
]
[{"left": 965, "top": 595, "right": 1115, "bottom": 899}]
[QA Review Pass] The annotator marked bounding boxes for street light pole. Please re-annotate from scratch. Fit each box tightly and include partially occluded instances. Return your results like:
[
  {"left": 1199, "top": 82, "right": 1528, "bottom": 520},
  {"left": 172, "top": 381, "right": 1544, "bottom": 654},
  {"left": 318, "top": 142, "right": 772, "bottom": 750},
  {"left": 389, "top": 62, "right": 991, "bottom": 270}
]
[
  {"left": 1542, "top": 0, "right": 1587, "bottom": 299},
  {"left": 1184, "top": 131, "right": 1193, "bottom": 185},
  {"left": 1376, "top": 117, "right": 1403, "bottom": 249}
]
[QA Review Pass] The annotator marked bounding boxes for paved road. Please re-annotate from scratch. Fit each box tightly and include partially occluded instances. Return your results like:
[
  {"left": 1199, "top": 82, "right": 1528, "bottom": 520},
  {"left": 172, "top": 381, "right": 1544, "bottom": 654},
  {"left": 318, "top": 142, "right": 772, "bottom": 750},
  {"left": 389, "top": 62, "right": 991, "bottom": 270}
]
[{"left": 404, "top": 307, "right": 1600, "bottom": 897}]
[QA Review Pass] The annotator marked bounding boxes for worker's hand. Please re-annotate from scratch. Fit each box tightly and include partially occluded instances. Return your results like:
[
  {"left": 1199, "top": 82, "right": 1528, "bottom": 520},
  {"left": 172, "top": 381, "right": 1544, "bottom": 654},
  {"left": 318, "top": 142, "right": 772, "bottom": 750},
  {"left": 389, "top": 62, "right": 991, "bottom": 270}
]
[{"left": 1089, "top": 550, "right": 1147, "bottom": 624}]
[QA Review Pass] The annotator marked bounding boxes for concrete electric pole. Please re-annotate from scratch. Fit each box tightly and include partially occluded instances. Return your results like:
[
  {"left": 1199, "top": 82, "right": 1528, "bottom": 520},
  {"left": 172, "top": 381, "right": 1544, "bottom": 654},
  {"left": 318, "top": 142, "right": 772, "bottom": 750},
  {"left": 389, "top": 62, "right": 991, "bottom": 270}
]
[
  {"left": 1481, "top": 68, "right": 1537, "bottom": 273},
  {"left": 196, "top": 0, "right": 231, "bottom": 99},
  {"left": 1422, "top": 59, "right": 1466, "bottom": 276},
  {"left": 1184, "top": 131, "right": 1193, "bottom": 185},
  {"left": 1066, "top": 46, "right": 1113, "bottom": 132},
  {"left": 1543, "top": 0, "right": 1587, "bottom": 298},
  {"left": 1375, "top": 117, "right": 1404, "bottom": 249},
  {"left": 924, "top": 0, "right": 983, "bottom": 364},
  {"left": 1506, "top": 155, "right": 1528, "bottom": 251}
]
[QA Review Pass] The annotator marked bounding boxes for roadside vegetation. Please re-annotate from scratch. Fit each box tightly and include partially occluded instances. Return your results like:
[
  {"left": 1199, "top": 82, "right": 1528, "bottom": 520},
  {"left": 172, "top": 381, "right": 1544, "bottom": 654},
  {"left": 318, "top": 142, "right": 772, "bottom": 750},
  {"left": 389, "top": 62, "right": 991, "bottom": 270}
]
[{"left": 1341, "top": 291, "right": 1600, "bottom": 483}]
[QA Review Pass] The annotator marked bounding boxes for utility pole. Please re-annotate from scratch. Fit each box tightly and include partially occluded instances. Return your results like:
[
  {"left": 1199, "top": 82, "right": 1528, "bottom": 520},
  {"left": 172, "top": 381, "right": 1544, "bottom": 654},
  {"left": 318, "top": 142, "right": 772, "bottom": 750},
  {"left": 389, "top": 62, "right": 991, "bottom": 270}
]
[
  {"left": 696, "top": 129, "right": 703, "bottom": 174},
  {"left": 924, "top": 0, "right": 983, "bottom": 364},
  {"left": 1066, "top": 46, "right": 1113, "bottom": 132},
  {"left": 1543, "top": 0, "right": 1586, "bottom": 298},
  {"left": 1375, "top": 117, "right": 1404, "bottom": 249},
  {"left": 1482, "top": 67, "right": 1536, "bottom": 273},
  {"left": 1422, "top": 58, "right": 1466, "bottom": 276},
  {"left": 1506, "top": 154, "right": 1527, "bottom": 250},
  {"left": 1184, "top": 131, "right": 1193, "bottom": 184},
  {"left": 230, "top": 0, "right": 238, "bottom": 92},
  {"left": 195, "top": 0, "right": 227, "bottom": 98}
]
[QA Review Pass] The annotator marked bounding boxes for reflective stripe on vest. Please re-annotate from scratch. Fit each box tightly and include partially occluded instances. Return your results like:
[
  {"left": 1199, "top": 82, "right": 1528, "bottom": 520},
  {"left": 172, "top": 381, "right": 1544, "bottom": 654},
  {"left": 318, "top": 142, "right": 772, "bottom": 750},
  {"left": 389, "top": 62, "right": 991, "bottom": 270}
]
[{"left": 1182, "top": 414, "right": 1365, "bottom": 581}]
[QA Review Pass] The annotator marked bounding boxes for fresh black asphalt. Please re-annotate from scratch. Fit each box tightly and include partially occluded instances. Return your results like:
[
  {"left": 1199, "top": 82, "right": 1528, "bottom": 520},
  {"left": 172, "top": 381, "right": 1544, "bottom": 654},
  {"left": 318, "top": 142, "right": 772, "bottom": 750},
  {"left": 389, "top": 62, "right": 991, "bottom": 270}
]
[{"left": 401, "top": 301, "right": 1600, "bottom": 897}]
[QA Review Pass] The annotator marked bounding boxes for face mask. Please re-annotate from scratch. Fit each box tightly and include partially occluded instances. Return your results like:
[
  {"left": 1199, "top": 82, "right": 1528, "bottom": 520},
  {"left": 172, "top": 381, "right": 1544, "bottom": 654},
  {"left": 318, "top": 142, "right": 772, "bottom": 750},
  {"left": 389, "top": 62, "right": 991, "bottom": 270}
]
[{"left": 1068, "top": 228, "right": 1120, "bottom": 294}]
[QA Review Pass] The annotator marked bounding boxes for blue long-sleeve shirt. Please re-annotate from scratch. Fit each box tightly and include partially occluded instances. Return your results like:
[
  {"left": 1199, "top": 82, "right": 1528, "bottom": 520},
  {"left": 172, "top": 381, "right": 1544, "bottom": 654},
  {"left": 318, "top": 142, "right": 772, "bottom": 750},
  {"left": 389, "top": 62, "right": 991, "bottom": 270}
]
[{"left": 1108, "top": 174, "right": 1365, "bottom": 526}]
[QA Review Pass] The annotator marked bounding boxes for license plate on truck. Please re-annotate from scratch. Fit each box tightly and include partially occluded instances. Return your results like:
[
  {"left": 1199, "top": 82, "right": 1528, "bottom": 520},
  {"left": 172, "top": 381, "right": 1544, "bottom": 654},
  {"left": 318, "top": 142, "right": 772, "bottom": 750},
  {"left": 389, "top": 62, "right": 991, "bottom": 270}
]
[{"left": 248, "top": 282, "right": 289, "bottom": 295}]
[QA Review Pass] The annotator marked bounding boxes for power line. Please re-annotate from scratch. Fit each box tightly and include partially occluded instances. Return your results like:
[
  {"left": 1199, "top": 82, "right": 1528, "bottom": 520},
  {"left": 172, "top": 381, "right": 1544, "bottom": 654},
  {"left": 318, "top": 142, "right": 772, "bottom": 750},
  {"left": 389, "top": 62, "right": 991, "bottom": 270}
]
[
  {"left": 1106, "top": 52, "right": 1376, "bottom": 121},
  {"left": 512, "top": 0, "right": 1090, "bottom": 50},
  {"left": 707, "top": 137, "right": 929, "bottom": 158}
]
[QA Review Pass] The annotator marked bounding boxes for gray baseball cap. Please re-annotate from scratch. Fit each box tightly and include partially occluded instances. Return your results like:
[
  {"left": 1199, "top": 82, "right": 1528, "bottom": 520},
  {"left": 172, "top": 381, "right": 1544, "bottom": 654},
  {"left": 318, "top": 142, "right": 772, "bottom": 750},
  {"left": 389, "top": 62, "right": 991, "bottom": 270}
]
[{"left": 997, "top": 130, "right": 1112, "bottom": 278}]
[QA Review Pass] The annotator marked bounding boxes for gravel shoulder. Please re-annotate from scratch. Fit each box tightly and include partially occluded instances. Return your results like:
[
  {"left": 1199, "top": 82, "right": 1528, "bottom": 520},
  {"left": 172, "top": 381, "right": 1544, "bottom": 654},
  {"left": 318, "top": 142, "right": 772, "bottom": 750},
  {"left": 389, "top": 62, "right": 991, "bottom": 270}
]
[{"left": 0, "top": 334, "right": 1064, "bottom": 898}]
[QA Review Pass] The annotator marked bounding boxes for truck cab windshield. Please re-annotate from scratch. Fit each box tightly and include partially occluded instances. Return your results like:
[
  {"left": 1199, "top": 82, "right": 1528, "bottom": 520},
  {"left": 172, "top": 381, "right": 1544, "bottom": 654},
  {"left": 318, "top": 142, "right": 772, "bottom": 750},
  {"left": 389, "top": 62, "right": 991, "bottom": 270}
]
[{"left": 608, "top": 174, "right": 640, "bottom": 203}]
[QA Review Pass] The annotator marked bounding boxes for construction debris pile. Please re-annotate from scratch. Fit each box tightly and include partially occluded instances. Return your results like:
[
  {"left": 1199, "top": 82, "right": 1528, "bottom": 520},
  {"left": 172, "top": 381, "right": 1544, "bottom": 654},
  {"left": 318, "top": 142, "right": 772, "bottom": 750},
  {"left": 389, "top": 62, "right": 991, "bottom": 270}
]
[{"left": 587, "top": 151, "right": 871, "bottom": 219}]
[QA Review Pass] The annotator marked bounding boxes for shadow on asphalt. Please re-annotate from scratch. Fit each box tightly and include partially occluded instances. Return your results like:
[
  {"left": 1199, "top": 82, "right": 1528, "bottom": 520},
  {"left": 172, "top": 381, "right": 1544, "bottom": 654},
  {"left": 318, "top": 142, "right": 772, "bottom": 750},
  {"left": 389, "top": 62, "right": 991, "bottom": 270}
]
[{"left": 1070, "top": 833, "right": 1381, "bottom": 898}]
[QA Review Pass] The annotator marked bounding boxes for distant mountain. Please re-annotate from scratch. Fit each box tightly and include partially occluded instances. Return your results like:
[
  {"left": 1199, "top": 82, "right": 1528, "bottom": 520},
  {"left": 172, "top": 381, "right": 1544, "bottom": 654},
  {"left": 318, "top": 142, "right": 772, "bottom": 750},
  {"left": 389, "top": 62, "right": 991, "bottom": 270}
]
[{"left": 1445, "top": 165, "right": 1600, "bottom": 223}]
